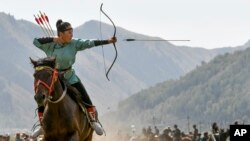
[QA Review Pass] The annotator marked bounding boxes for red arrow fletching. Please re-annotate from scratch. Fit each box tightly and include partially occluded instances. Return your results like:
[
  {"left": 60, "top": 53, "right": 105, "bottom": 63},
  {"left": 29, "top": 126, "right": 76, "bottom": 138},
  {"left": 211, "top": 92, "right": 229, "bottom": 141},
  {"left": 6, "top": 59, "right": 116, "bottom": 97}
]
[
  {"left": 44, "top": 13, "right": 49, "bottom": 22},
  {"left": 41, "top": 14, "right": 45, "bottom": 21},
  {"left": 35, "top": 18, "right": 40, "bottom": 24},
  {"left": 34, "top": 15, "right": 40, "bottom": 24},
  {"left": 39, "top": 11, "right": 45, "bottom": 21},
  {"left": 38, "top": 17, "right": 44, "bottom": 24}
]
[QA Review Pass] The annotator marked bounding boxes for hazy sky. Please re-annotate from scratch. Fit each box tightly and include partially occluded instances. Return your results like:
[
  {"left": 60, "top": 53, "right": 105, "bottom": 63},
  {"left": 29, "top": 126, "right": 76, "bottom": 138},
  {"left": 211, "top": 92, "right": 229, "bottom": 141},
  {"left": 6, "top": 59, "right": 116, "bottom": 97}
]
[{"left": 1, "top": 0, "right": 250, "bottom": 49}]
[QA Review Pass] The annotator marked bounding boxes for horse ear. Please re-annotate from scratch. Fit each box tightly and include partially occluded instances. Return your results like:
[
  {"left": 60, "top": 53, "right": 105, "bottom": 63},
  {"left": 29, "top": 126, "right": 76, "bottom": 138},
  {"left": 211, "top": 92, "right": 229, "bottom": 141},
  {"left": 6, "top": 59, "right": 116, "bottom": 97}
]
[
  {"left": 51, "top": 57, "right": 56, "bottom": 68},
  {"left": 30, "top": 57, "right": 37, "bottom": 67},
  {"left": 51, "top": 57, "right": 56, "bottom": 62}
]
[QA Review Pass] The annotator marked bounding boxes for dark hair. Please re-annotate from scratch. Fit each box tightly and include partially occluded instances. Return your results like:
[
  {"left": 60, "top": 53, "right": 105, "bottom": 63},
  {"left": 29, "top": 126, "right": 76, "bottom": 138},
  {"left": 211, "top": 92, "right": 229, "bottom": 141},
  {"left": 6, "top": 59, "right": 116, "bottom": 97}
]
[{"left": 56, "top": 19, "right": 72, "bottom": 35}]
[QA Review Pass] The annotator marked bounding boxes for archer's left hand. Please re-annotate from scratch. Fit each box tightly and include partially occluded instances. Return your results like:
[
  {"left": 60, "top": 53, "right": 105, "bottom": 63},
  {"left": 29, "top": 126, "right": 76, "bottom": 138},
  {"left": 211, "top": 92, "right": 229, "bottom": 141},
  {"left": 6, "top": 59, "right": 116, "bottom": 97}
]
[{"left": 108, "top": 37, "right": 117, "bottom": 44}]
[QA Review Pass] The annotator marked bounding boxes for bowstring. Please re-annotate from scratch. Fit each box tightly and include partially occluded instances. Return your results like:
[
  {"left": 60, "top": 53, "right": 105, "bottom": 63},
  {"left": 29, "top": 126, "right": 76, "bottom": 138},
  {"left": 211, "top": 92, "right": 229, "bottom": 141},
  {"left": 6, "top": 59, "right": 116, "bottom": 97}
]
[{"left": 99, "top": 9, "right": 107, "bottom": 75}]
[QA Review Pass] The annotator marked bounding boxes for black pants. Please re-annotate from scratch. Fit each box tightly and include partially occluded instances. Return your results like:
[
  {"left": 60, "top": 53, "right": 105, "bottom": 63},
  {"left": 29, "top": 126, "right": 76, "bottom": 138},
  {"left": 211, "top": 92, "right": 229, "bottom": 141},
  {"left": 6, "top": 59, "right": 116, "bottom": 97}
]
[{"left": 71, "top": 81, "right": 93, "bottom": 108}]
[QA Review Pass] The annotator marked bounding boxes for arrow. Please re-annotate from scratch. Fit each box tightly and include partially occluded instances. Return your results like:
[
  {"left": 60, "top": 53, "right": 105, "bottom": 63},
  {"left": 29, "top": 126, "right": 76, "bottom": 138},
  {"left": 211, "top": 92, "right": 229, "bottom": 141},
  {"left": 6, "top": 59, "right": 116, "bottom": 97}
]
[
  {"left": 34, "top": 12, "right": 55, "bottom": 37},
  {"left": 124, "top": 39, "right": 190, "bottom": 42},
  {"left": 34, "top": 15, "right": 48, "bottom": 36},
  {"left": 39, "top": 11, "right": 54, "bottom": 36},
  {"left": 37, "top": 14, "right": 50, "bottom": 36},
  {"left": 43, "top": 12, "right": 55, "bottom": 36}
]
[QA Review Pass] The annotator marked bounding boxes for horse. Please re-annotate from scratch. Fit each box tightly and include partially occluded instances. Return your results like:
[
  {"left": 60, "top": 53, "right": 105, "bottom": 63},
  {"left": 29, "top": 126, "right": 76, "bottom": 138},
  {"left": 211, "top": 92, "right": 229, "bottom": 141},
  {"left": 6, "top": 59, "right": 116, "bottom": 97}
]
[{"left": 30, "top": 57, "right": 93, "bottom": 141}]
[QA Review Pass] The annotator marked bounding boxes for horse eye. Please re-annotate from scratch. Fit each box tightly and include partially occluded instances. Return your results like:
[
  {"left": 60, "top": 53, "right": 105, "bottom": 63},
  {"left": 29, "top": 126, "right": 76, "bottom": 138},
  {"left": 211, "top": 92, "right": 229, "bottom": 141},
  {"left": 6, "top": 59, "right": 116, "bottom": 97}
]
[{"left": 42, "top": 88, "right": 49, "bottom": 95}]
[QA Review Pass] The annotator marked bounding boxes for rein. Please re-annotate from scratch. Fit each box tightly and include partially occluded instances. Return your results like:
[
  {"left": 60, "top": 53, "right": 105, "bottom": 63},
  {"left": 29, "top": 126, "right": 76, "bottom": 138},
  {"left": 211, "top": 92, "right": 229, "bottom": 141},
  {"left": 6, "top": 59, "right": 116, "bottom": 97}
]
[{"left": 47, "top": 84, "right": 67, "bottom": 104}]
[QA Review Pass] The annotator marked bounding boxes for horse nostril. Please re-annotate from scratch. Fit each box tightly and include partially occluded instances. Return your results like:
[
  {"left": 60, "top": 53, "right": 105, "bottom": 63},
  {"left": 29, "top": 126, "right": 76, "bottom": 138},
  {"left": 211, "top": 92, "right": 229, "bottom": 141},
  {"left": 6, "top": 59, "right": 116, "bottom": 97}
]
[{"left": 43, "top": 95, "right": 45, "bottom": 99}]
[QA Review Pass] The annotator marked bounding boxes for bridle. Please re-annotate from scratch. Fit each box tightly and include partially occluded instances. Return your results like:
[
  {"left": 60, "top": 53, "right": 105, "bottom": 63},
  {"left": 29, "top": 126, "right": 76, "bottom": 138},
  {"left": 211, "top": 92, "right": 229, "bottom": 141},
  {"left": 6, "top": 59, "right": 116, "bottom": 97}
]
[{"left": 34, "top": 66, "right": 67, "bottom": 103}]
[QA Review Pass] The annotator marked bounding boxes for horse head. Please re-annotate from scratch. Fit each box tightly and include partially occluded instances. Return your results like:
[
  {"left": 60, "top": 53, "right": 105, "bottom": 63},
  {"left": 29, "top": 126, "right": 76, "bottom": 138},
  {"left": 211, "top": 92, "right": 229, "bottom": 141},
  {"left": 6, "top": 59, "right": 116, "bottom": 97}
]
[{"left": 30, "top": 57, "right": 59, "bottom": 106}]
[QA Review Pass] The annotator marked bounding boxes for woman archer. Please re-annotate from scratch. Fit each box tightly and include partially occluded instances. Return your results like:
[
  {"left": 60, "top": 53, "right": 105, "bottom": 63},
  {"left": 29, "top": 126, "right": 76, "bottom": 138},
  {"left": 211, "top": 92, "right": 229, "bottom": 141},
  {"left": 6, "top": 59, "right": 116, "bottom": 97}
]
[{"left": 32, "top": 19, "right": 116, "bottom": 137}]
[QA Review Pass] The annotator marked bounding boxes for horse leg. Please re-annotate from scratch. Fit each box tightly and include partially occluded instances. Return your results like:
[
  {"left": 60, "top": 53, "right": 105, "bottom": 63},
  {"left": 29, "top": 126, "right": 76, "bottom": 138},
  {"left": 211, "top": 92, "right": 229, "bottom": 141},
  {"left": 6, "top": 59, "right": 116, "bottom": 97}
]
[{"left": 83, "top": 134, "right": 93, "bottom": 141}]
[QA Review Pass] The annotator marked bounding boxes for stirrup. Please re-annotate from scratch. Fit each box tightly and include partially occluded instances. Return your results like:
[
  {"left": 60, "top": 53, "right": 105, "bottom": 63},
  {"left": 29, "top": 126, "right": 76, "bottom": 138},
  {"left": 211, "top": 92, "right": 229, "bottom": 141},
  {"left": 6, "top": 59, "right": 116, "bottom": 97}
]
[
  {"left": 87, "top": 107, "right": 104, "bottom": 135},
  {"left": 32, "top": 126, "right": 44, "bottom": 138},
  {"left": 91, "top": 121, "right": 104, "bottom": 136}
]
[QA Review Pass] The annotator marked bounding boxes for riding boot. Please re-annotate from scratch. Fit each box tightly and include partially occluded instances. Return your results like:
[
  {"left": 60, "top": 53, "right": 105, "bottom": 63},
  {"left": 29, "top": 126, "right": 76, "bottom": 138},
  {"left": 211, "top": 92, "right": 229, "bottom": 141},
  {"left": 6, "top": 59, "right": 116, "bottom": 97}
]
[
  {"left": 32, "top": 111, "right": 44, "bottom": 138},
  {"left": 87, "top": 106, "right": 104, "bottom": 136},
  {"left": 71, "top": 82, "right": 104, "bottom": 135}
]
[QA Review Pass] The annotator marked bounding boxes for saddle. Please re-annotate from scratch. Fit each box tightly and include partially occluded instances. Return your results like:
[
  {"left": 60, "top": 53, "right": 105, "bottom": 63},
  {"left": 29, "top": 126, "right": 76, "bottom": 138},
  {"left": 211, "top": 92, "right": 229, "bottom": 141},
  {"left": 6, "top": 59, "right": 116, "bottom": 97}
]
[
  {"left": 66, "top": 84, "right": 87, "bottom": 109},
  {"left": 65, "top": 84, "right": 104, "bottom": 135},
  {"left": 57, "top": 73, "right": 98, "bottom": 121}
]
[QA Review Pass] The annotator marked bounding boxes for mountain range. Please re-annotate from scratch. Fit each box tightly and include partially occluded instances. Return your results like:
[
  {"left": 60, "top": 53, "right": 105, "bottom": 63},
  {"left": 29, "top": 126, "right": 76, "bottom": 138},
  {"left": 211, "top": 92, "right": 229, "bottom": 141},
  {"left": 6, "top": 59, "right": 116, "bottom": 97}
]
[{"left": 0, "top": 12, "right": 248, "bottom": 129}]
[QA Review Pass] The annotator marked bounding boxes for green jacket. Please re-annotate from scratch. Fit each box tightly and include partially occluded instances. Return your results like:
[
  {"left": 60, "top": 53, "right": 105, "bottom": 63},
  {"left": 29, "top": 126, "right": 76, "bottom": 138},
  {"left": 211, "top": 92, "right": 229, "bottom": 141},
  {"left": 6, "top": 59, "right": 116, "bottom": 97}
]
[{"left": 33, "top": 38, "right": 97, "bottom": 84}]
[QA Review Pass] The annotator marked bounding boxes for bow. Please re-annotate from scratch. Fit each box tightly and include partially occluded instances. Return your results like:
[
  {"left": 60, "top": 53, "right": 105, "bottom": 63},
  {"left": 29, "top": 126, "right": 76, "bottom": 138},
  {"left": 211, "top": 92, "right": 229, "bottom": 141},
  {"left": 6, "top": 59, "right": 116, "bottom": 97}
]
[{"left": 100, "top": 3, "right": 117, "bottom": 81}]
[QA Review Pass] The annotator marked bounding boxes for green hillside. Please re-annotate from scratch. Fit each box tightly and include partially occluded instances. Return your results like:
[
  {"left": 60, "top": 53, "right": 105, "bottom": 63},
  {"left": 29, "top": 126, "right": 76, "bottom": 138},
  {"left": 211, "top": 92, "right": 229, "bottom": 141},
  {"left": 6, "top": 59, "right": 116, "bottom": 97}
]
[{"left": 104, "top": 47, "right": 250, "bottom": 131}]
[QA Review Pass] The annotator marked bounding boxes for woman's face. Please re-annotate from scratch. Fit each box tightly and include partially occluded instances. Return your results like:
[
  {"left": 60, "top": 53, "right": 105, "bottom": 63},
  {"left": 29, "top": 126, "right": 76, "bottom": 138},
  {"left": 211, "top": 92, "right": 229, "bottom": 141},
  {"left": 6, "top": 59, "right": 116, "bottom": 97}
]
[{"left": 59, "top": 26, "right": 73, "bottom": 43}]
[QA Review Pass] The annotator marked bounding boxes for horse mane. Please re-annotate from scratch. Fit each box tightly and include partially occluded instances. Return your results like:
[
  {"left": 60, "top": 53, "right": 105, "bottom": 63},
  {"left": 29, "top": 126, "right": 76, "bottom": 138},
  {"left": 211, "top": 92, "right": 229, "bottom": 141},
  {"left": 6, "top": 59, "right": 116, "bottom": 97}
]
[{"left": 30, "top": 57, "right": 56, "bottom": 68}]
